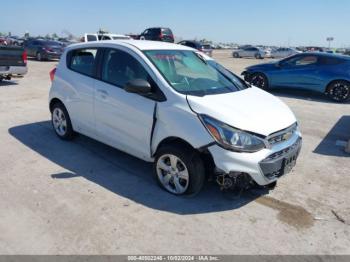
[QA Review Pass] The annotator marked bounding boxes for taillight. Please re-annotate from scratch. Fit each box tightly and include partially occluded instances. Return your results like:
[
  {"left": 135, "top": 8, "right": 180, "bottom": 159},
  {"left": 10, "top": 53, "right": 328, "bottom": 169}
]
[
  {"left": 50, "top": 68, "right": 56, "bottom": 82},
  {"left": 159, "top": 33, "right": 163, "bottom": 39},
  {"left": 22, "top": 50, "right": 27, "bottom": 64}
]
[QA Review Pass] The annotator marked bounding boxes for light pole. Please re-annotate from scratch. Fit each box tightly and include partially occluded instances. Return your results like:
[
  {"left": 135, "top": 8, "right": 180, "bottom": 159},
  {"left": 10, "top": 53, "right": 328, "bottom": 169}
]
[{"left": 326, "top": 37, "right": 334, "bottom": 49}]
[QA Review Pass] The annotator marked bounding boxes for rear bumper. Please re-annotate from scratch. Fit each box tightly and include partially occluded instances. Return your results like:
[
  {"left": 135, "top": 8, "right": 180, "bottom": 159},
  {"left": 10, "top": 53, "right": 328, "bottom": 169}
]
[
  {"left": 208, "top": 133, "right": 302, "bottom": 185},
  {"left": 0, "top": 65, "right": 27, "bottom": 76}
]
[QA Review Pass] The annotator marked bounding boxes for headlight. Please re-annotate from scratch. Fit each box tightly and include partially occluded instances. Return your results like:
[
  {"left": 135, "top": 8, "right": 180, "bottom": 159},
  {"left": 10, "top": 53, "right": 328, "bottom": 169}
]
[{"left": 199, "top": 115, "right": 266, "bottom": 152}]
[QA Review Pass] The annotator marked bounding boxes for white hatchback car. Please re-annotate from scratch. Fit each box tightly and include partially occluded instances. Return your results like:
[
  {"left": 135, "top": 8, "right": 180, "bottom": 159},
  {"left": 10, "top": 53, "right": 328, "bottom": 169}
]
[{"left": 49, "top": 40, "right": 302, "bottom": 195}]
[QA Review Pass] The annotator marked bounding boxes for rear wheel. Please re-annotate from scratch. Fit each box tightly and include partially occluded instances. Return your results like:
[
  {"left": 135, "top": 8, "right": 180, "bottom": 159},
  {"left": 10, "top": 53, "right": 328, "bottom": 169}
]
[
  {"left": 233, "top": 52, "right": 239, "bottom": 58},
  {"left": 327, "top": 80, "right": 350, "bottom": 102},
  {"left": 36, "top": 52, "right": 42, "bottom": 61},
  {"left": 250, "top": 72, "right": 269, "bottom": 89},
  {"left": 154, "top": 144, "right": 205, "bottom": 196},
  {"left": 51, "top": 102, "right": 75, "bottom": 140},
  {"left": 255, "top": 53, "right": 263, "bottom": 59}
]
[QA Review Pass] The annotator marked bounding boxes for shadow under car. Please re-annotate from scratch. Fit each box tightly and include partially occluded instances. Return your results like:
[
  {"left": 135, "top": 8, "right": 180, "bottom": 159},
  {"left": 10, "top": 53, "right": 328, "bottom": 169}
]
[
  {"left": 8, "top": 121, "right": 268, "bottom": 215},
  {"left": 314, "top": 115, "right": 350, "bottom": 157}
]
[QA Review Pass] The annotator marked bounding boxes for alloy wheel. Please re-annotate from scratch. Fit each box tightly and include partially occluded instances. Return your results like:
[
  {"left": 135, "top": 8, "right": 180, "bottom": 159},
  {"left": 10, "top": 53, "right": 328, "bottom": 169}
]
[
  {"left": 52, "top": 108, "right": 67, "bottom": 136},
  {"left": 156, "top": 154, "right": 189, "bottom": 194},
  {"left": 251, "top": 74, "right": 267, "bottom": 89},
  {"left": 329, "top": 82, "right": 350, "bottom": 102}
]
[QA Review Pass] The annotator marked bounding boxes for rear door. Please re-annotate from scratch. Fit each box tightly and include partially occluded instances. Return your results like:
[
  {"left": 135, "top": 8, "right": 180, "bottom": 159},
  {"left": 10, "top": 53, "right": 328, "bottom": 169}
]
[
  {"left": 26, "top": 40, "right": 38, "bottom": 56},
  {"left": 94, "top": 48, "right": 156, "bottom": 160},
  {"left": 65, "top": 48, "right": 98, "bottom": 136}
]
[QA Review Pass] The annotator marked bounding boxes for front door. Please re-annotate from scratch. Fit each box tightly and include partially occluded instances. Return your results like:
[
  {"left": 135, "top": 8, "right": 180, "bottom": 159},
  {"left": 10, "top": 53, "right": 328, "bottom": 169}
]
[
  {"left": 270, "top": 54, "right": 322, "bottom": 90},
  {"left": 94, "top": 48, "right": 156, "bottom": 160}
]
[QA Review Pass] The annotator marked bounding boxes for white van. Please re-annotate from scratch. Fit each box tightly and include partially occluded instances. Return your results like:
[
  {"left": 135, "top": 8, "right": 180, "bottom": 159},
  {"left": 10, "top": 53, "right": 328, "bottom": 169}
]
[
  {"left": 48, "top": 40, "right": 302, "bottom": 195},
  {"left": 84, "top": 33, "right": 131, "bottom": 42}
]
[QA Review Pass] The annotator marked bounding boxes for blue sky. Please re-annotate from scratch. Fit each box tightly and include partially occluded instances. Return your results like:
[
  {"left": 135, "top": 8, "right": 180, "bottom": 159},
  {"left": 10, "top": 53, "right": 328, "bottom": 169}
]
[{"left": 1, "top": 0, "right": 349, "bottom": 47}]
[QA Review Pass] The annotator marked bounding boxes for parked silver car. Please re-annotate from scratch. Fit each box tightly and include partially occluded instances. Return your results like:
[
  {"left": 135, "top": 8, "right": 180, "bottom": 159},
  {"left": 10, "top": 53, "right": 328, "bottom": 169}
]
[
  {"left": 270, "top": 47, "right": 300, "bottom": 58},
  {"left": 232, "top": 46, "right": 265, "bottom": 59}
]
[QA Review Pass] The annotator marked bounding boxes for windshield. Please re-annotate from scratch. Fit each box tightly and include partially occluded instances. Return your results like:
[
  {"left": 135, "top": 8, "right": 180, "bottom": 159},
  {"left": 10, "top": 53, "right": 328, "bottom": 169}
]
[
  {"left": 144, "top": 50, "right": 244, "bottom": 96},
  {"left": 207, "top": 60, "right": 248, "bottom": 90}
]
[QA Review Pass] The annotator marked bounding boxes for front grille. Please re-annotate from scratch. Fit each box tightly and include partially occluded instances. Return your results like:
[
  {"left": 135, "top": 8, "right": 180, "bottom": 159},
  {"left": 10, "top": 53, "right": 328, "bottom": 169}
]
[
  {"left": 263, "top": 137, "right": 301, "bottom": 162},
  {"left": 259, "top": 137, "right": 302, "bottom": 179},
  {"left": 267, "top": 123, "right": 298, "bottom": 146}
]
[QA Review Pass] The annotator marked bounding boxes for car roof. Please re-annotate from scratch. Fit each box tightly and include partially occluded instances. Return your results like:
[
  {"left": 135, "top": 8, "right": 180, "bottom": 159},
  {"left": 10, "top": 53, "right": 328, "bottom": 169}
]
[
  {"left": 68, "top": 40, "right": 194, "bottom": 51},
  {"left": 289, "top": 52, "right": 350, "bottom": 61}
]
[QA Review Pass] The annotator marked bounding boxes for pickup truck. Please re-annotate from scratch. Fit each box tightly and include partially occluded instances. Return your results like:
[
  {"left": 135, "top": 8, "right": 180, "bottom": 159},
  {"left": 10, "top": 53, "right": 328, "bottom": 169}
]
[{"left": 0, "top": 45, "right": 27, "bottom": 81}]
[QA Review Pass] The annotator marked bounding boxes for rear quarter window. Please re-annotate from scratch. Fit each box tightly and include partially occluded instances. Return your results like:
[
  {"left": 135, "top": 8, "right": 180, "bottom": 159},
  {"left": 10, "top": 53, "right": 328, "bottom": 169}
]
[
  {"left": 67, "top": 48, "right": 98, "bottom": 77},
  {"left": 319, "top": 56, "right": 344, "bottom": 65}
]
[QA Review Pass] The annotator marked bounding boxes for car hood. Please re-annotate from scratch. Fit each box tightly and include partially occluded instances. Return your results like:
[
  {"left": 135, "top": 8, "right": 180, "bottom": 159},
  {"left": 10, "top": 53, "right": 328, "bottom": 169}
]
[{"left": 187, "top": 87, "right": 296, "bottom": 136}]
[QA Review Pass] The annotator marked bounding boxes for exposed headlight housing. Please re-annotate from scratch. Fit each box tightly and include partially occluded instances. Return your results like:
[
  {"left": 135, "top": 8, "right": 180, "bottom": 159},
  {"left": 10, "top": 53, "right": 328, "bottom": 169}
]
[{"left": 199, "top": 115, "right": 266, "bottom": 153}]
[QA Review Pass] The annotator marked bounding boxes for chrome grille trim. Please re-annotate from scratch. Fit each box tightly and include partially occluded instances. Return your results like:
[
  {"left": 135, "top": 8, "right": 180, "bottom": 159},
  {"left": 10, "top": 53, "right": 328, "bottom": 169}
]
[{"left": 266, "top": 123, "right": 298, "bottom": 146}]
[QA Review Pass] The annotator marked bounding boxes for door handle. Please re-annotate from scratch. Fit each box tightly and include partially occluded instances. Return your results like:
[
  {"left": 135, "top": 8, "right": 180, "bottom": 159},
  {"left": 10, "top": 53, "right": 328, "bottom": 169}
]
[{"left": 97, "top": 89, "right": 108, "bottom": 99}]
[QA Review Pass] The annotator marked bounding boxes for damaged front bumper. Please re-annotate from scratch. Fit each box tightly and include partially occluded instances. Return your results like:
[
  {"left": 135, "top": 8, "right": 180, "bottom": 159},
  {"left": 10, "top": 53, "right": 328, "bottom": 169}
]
[{"left": 208, "top": 133, "right": 302, "bottom": 186}]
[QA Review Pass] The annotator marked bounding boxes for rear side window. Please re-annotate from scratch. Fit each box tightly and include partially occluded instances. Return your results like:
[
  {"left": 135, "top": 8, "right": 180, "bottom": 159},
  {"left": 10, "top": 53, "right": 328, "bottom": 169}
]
[
  {"left": 68, "top": 48, "right": 97, "bottom": 77},
  {"left": 101, "top": 49, "right": 149, "bottom": 88},
  {"left": 319, "top": 56, "right": 343, "bottom": 65},
  {"left": 150, "top": 29, "right": 160, "bottom": 35},
  {"left": 86, "top": 35, "right": 97, "bottom": 42}
]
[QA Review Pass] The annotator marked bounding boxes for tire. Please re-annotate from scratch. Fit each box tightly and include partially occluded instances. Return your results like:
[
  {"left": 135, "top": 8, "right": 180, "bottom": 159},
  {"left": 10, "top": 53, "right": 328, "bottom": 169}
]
[
  {"left": 255, "top": 53, "right": 263, "bottom": 59},
  {"left": 51, "top": 102, "right": 75, "bottom": 140},
  {"left": 327, "top": 80, "right": 350, "bottom": 102},
  {"left": 140, "top": 36, "right": 146, "bottom": 40},
  {"left": 36, "top": 52, "right": 42, "bottom": 61},
  {"left": 233, "top": 52, "right": 239, "bottom": 58},
  {"left": 250, "top": 72, "right": 269, "bottom": 89},
  {"left": 154, "top": 144, "right": 205, "bottom": 196}
]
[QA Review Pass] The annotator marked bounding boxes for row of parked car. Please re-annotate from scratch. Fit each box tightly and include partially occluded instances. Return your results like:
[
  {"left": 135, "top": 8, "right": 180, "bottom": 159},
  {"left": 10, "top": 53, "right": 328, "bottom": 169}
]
[{"left": 233, "top": 46, "right": 301, "bottom": 59}]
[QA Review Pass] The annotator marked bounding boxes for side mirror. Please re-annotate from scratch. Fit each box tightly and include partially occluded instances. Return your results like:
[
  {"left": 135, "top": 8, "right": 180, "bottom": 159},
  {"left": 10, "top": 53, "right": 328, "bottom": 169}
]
[{"left": 124, "top": 79, "right": 151, "bottom": 94}]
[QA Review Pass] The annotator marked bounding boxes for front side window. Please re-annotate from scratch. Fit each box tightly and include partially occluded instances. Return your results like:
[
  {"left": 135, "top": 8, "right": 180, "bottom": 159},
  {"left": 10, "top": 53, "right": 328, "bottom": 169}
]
[
  {"left": 101, "top": 49, "right": 149, "bottom": 88},
  {"left": 144, "top": 50, "right": 242, "bottom": 96},
  {"left": 69, "top": 48, "right": 97, "bottom": 76},
  {"left": 281, "top": 55, "right": 318, "bottom": 67},
  {"left": 295, "top": 56, "right": 318, "bottom": 66}
]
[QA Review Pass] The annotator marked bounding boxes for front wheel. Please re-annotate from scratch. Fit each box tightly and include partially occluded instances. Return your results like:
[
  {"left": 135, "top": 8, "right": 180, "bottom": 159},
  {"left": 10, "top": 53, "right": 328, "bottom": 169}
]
[
  {"left": 327, "top": 80, "right": 350, "bottom": 102},
  {"left": 154, "top": 144, "right": 205, "bottom": 196},
  {"left": 250, "top": 72, "right": 269, "bottom": 89},
  {"left": 233, "top": 52, "right": 239, "bottom": 58}
]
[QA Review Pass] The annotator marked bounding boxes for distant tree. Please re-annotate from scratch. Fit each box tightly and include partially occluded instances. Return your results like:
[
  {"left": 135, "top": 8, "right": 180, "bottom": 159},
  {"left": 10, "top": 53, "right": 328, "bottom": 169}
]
[
  {"left": 45, "top": 34, "right": 51, "bottom": 39},
  {"left": 52, "top": 33, "right": 58, "bottom": 39}
]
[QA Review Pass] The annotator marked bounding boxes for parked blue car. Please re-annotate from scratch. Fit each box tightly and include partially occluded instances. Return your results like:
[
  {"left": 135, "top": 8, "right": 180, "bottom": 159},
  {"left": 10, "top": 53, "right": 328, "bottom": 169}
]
[{"left": 242, "top": 53, "right": 350, "bottom": 102}]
